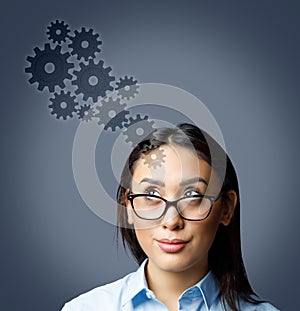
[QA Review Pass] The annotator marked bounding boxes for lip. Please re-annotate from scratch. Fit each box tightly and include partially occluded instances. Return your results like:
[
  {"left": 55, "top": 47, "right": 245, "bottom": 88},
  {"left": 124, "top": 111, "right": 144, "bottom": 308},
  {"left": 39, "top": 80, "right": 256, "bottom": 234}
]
[{"left": 156, "top": 238, "right": 188, "bottom": 253}]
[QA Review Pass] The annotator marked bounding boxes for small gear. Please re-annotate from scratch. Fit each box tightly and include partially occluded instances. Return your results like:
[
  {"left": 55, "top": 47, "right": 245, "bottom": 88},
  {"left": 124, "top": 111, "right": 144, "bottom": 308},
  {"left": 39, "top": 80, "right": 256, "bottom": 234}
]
[
  {"left": 49, "top": 91, "right": 78, "bottom": 120},
  {"left": 77, "top": 104, "right": 95, "bottom": 122},
  {"left": 69, "top": 27, "right": 102, "bottom": 61},
  {"left": 142, "top": 147, "right": 166, "bottom": 168},
  {"left": 115, "top": 76, "right": 139, "bottom": 100},
  {"left": 94, "top": 97, "right": 128, "bottom": 131},
  {"left": 123, "top": 114, "right": 155, "bottom": 146},
  {"left": 72, "top": 59, "right": 115, "bottom": 102},
  {"left": 47, "top": 20, "right": 70, "bottom": 44},
  {"left": 25, "top": 43, "right": 73, "bottom": 92}
]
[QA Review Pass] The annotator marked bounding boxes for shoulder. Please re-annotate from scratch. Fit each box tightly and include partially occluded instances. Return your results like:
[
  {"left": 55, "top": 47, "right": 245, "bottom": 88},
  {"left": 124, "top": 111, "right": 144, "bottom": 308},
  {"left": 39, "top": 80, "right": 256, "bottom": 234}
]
[
  {"left": 61, "top": 272, "right": 133, "bottom": 311},
  {"left": 239, "top": 300, "right": 280, "bottom": 311},
  {"left": 255, "top": 302, "right": 280, "bottom": 311},
  {"left": 213, "top": 298, "right": 280, "bottom": 311}
]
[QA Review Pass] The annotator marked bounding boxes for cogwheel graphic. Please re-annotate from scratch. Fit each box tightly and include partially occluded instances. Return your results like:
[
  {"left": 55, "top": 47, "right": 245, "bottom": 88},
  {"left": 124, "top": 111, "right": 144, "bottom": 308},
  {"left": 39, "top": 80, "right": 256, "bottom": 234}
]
[
  {"left": 72, "top": 59, "right": 115, "bottom": 102},
  {"left": 49, "top": 91, "right": 78, "bottom": 120},
  {"left": 123, "top": 114, "right": 155, "bottom": 146},
  {"left": 142, "top": 147, "right": 166, "bottom": 169},
  {"left": 69, "top": 27, "right": 102, "bottom": 61},
  {"left": 115, "top": 76, "right": 139, "bottom": 100},
  {"left": 47, "top": 20, "right": 70, "bottom": 43},
  {"left": 77, "top": 104, "right": 95, "bottom": 122},
  {"left": 25, "top": 43, "right": 73, "bottom": 92},
  {"left": 94, "top": 97, "right": 128, "bottom": 131}
]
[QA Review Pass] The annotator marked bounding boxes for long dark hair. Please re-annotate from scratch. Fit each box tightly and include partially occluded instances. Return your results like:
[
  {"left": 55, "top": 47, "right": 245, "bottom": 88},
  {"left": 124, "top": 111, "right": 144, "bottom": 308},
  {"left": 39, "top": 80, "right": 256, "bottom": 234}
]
[{"left": 117, "top": 123, "right": 262, "bottom": 310}]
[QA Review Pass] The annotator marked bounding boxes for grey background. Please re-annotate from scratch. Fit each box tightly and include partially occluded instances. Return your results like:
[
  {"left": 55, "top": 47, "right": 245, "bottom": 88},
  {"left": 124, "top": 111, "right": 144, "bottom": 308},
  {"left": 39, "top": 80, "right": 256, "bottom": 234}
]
[{"left": 1, "top": 0, "right": 299, "bottom": 310}]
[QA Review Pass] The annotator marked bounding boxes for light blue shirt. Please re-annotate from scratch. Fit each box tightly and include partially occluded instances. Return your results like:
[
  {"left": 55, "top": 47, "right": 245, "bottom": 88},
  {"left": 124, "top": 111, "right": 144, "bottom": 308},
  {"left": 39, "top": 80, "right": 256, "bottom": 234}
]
[{"left": 61, "top": 260, "right": 279, "bottom": 311}]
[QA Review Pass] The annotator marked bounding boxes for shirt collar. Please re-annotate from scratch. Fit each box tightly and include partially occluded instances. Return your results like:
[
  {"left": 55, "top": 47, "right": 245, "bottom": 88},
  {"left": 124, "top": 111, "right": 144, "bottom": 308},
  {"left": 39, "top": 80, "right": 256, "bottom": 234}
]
[
  {"left": 187, "top": 270, "right": 220, "bottom": 310},
  {"left": 121, "top": 259, "right": 220, "bottom": 310},
  {"left": 121, "top": 259, "right": 149, "bottom": 307}
]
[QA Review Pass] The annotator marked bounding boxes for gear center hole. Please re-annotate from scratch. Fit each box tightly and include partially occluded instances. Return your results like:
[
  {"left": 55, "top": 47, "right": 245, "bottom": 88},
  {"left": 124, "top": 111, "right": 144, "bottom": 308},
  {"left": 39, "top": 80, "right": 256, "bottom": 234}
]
[
  {"left": 55, "top": 29, "right": 62, "bottom": 35},
  {"left": 60, "top": 101, "right": 68, "bottom": 109},
  {"left": 136, "top": 127, "right": 144, "bottom": 136},
  {"left": 151, "top": 154, "right": 157, "bottom": 160},
  {"left": 81, "top": 40, "right": 89, "bottom": 48},
  {"left": 44, "top": 62, "right": 55, "bottom": 74},
  {"left": 88, "top": 75, "right": 99, "bottom": 86},
  {"left": 108, "top": 110, "right": 116, "bottom": 118}
]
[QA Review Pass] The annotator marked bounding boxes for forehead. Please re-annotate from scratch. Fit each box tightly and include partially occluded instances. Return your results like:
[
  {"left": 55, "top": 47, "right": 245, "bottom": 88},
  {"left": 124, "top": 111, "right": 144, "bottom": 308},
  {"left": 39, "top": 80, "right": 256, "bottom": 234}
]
[{"left": 131, "top": 144, "right": 214, "bottom": 186}]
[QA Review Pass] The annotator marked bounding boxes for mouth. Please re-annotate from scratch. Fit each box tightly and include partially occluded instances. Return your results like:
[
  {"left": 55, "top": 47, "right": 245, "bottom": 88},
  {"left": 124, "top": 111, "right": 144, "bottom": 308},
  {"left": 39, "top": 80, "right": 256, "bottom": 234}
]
[{"left": 156, "top": 238, "right": 189, "bottom": 253}]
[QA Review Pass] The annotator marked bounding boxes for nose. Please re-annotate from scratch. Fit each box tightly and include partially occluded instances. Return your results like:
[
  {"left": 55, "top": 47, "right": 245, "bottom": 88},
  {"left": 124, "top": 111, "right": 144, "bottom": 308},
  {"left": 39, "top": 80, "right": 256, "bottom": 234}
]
[{"left": 161, "top": 205, "right": 184, "bottom": 230}]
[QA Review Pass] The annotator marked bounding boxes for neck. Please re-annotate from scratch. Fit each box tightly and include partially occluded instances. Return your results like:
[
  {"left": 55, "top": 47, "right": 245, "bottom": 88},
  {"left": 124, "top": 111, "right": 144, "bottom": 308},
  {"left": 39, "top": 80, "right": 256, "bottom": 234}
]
[{"left": 145, "top": 259, "right": 208, "bottom": 303}]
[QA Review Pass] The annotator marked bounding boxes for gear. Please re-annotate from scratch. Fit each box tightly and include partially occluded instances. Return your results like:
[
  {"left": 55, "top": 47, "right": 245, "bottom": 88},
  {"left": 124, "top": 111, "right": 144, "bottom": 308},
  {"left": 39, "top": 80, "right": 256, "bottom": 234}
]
[
  {"left": 115, "top": 76, "right": 139, "bottom": 100},
  {"left": 25, "top": 43, "right": 73, "bottom": 92},
  {"left": 49, "top": 91, "right": 78, "bottom": 120},
  {"left": 123, "top": 114, "right": 155, "bottom": 146},
  {"left": 72, "top": 59, "right": 115, "bottom": 102},
  {"left": 142, "top": 146, "right": 166, "bottom": 168},
  {"left": 77, "top": 104, "right": 95, "bottom": 122},
  {"left": 94, "top": 97, "right": 128, "bottom": 131},
  {"left": 47, "top": 20, "right": 70, "bottom": 44},
  {"left": 69, "top": 27, "right": 102, "bottom": 61}
]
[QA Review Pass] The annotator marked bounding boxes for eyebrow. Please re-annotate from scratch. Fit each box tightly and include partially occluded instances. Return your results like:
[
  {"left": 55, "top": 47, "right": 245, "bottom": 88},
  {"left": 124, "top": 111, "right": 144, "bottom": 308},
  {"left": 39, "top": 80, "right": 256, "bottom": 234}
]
[
  {"left": 180, "top": 177, "right": 208, "bottom": 186},
  {"left": 139, "top": 177, "right": 208, "bottom": 187},
  {"left": 139, "top": 178, "right": 164, "bottom": 186}
]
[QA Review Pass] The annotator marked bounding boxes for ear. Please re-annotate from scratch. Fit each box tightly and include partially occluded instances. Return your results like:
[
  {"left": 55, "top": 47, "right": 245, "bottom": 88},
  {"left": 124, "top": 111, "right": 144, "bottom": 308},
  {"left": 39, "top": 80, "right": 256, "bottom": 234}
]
[
  {"left": 124, "top": 189, "right": 134, "bottom": 225},
  {"left": 220, "top": 190, "right": 237, "bottom": 226}
]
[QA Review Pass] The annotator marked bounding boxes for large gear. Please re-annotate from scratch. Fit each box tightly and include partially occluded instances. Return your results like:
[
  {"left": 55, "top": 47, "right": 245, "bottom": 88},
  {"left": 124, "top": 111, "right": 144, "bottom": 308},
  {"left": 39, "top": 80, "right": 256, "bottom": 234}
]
[
  {"left": 49, "top": 91, "right": 78, "bottom": 120},
  {"left": 69, "top": 27, "right": 102, "bottom": 61},
  {"left": 123, "top": 114, "right": 155, "bottom": 146},
  {"left": 77, "top": 104, "right": 95, "bottom": 122},
  {"left": 25, "top": 43, "right": 73, "bottom": 92},
  {"left": 94, "top": 97, "right": 128, "bottom": 131},
  {"left": 47, "top": 20, "right": 70, "bottom": 44},
  {"left": 72, "top": 59, "right": 115, "bottom": 102},
  {"left": 115, "top": 76, "right": 139, "bottom": 100},
  {"left": 142, "top": 146, "right": 166, "bottom": 169}
]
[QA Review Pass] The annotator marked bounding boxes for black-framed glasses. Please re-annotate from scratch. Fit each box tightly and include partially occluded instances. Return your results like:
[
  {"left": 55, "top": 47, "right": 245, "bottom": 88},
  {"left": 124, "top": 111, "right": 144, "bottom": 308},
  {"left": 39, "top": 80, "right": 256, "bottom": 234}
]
[{"left": 127, "top": 192, "right": 224, "bottom": 221}]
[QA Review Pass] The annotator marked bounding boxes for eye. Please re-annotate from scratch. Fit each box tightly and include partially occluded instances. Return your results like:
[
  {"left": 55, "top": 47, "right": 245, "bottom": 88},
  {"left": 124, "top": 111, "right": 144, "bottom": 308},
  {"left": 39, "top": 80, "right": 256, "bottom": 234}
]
[
  {"left": 145, "top": 188, "right": 160, "bottom": 196},
  {"left": 184, "top": 189, "right": 202, "bottom": 197}
]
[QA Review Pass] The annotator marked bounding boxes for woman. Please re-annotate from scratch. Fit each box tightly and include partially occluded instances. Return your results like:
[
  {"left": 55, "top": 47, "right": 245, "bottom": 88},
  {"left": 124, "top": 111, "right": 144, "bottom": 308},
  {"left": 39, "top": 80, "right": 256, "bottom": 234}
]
[{"left": 62, "top": 123, "right": 279, "bottom": 311}]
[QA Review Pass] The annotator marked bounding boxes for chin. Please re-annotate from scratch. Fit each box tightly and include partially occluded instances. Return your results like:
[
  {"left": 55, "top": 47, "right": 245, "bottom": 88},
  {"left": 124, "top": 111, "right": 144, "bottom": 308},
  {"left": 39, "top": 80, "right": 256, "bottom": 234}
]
[{"left": 156, "top": 256, "right": 199, "bottom": 273}]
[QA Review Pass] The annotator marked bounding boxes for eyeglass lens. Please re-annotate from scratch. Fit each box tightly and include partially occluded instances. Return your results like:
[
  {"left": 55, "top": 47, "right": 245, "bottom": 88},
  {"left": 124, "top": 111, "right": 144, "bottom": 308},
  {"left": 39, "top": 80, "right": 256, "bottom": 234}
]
[{"left": 132, "top": 195, "right": 212, "bottom": 220}]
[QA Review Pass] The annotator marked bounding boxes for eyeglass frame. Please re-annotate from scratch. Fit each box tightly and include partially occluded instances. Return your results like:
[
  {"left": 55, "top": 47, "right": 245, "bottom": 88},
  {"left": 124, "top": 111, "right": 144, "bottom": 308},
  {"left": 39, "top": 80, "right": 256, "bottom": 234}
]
[{"left": 126, "top": 191, "right": 224, "bottom": 221}]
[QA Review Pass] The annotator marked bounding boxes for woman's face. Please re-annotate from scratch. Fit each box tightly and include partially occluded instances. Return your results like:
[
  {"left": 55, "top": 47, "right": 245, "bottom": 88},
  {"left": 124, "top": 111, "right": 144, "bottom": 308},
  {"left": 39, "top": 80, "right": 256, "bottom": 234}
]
[{"left": 126, "top": 144, "right": 235, "bottom": 274}]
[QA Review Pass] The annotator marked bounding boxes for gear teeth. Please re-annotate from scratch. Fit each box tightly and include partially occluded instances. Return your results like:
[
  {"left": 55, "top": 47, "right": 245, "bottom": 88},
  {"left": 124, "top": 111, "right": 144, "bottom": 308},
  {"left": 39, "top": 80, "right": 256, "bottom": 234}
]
[
  {"left": 77, "top": 104, "right": 95, "bottom": 122},
  {"left": 26, "top": 56, "right": 34, "bottom": 63},
  {"left": 142, "top": 146, "right": 166, "bottom": 168},
  {"left": 94, "top": 97, "right": 128, "bottom": 130},
  {"left": 25, "top": 43, "right": 74, "bottom": 92},
  {"left": 72, "top": 59, "right": 115, "bottom": 102},
  {"left": 115, "top": 75, "right": 139, "bottom": 100},
  {"left": 48, "top": 90, "right": 78, "bottom": 120},
  {"left": 104, "top": 110, "right": 129, "bottom": 131},
  {"left": 68, "top": 27, "right": 102, "bottom": 61},
  {"left": 122, "top": 114, "right": 155, "bottom": 146},
  {"left": 26, "top": 19, "right": 142, "bottom": 133}
]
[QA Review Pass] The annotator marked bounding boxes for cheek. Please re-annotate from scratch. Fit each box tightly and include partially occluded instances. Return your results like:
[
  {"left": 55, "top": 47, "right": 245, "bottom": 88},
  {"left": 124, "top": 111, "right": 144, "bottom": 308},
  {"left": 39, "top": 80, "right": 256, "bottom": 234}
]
[
  {"left": 191, "top": 211, "right": 222, "bottom": 248},
  {"left": 131, "top": 211, "right": 161, "bottom": 230},
  {"left": 134, "top": 227, "right": 155, "bottom": 256},
  {"left": 132, "top": 216, "right": 156, "bottom": 247}
]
